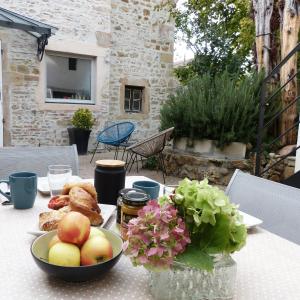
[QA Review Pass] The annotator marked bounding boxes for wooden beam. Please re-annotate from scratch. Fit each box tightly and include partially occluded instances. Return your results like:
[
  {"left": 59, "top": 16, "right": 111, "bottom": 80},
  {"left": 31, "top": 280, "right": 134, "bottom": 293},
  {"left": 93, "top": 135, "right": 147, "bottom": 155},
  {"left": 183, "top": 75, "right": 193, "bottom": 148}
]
[
  {"left": 279, "top": 0, "right": 300, "bottom": 145},
  {"left": 253, "top": 0, "right": 274, "bottom": 75}
]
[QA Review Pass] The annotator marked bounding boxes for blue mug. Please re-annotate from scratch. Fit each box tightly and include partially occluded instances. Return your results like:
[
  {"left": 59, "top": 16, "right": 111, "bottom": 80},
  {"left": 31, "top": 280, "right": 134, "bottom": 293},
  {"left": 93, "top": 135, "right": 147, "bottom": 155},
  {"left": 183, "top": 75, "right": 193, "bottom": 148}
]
[
  {"left": 132, "top": 180, "right": 160, "bottom": 200},
  {"left": 0, "top": 172, "right": 37, "bottom": 209}
]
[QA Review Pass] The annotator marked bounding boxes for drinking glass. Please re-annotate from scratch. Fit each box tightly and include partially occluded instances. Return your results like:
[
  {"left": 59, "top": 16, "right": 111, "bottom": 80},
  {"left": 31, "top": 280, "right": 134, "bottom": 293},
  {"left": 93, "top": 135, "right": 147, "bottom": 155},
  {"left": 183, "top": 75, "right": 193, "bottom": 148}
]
[{"left": 47, "top": 165, "right": 72, "bottom": 196}]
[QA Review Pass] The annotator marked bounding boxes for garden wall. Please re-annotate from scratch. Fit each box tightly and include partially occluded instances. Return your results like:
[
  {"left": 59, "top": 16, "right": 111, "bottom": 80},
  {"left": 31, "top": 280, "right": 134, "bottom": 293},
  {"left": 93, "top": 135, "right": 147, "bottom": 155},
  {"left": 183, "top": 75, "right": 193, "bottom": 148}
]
[
  {"left": 162, "top": 148, "right": 295, "bottom": 187},
  {"left": 163, "top": 149, "right": 253, "bottom": 186}
]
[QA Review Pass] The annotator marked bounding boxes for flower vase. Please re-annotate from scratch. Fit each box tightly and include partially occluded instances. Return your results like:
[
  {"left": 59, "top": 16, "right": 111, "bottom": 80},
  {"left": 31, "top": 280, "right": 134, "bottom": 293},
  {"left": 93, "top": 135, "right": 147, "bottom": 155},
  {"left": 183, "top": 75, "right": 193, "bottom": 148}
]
[{"left": 148, "top": 254, "right": 236, "bottom": 300}]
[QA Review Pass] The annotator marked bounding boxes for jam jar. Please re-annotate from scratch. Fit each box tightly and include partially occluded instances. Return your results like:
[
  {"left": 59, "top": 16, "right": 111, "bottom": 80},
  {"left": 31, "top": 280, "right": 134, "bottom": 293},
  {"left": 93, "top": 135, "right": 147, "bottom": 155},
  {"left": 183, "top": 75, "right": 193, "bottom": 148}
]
[
  {"left": 116, "top": 188, "right": 144, "bottom": 225},
  {"left": 120, "top": 189, "right": 149, "bottom": 238}
]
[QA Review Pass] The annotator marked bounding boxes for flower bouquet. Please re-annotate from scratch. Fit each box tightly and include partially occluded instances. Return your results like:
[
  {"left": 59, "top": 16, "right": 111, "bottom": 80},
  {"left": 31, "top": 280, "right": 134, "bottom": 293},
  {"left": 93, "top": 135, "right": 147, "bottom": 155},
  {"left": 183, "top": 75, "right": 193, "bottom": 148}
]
[{"left": 123, "top": 178, "right": 247, "bottom": 300}]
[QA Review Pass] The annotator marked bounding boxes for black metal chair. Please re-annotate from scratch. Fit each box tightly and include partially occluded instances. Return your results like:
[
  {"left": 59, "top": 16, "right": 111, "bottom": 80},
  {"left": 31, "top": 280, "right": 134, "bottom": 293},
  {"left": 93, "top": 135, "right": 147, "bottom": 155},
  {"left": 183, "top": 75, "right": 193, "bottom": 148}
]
[{"left": 126, "top": 127, "right": 174, "bottom": 183}]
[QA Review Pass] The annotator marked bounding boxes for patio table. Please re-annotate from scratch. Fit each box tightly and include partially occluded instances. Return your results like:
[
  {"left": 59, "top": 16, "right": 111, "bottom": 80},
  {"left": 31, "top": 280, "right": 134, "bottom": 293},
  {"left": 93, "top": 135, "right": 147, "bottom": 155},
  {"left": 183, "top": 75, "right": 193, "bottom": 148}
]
[{"left": 0, "top": 175, "right": 299, "bottom": 300}]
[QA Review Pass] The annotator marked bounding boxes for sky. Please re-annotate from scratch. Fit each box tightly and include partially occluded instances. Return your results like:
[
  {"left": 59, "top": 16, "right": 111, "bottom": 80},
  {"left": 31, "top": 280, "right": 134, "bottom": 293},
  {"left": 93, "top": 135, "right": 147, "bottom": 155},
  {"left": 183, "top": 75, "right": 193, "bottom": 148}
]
[
  {"left": 174, "top": 40, "right": 194, "bottom": 63},
  {"left": 173, "top": 0, "right": 195, "bottom": 63}
]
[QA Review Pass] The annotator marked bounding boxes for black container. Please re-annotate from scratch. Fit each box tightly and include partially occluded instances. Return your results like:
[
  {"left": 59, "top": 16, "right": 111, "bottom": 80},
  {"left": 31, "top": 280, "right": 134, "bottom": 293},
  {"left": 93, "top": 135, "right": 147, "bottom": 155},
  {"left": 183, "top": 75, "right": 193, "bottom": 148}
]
[
  {"left": 67, "top": 127, "right": 91, "bottom": 155},
  {"left": 94, "top": 160, "right": 126, "bottom": 205}
]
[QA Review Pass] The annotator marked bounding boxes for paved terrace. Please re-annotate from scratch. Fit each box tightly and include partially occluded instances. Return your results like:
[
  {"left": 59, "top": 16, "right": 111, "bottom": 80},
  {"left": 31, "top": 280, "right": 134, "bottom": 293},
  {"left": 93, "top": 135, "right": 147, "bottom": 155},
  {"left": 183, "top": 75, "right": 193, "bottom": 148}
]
[{"left": 79, "top": 150, "right": 181, "bottom": 186}]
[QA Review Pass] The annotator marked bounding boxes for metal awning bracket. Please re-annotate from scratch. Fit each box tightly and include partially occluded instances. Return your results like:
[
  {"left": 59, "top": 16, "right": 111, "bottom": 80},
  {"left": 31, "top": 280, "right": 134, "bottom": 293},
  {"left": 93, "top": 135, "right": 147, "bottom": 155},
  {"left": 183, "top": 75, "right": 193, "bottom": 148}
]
[
  {"left": 0, "top": 6, "right": 57, "bottom": 61},
  {"left": 37, "top": 34, "right": 49, "bottom": 61}
]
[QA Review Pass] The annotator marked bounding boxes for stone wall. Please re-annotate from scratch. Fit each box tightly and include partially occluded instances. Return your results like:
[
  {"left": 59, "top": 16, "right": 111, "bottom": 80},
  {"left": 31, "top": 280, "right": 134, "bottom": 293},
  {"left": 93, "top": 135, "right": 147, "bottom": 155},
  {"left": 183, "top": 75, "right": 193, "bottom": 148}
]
[
  {"left": 109, "top": 0, "right": 174, "bottom": 139},
  {"left": 261, "top": 154, "right": 295, "bottom": 182},
  {"left": 163, "top": 149, "right": 253, "bottom": 186},
  {"left": 0, "top": 0, "right": 174, "bottom": 148},
  {"left": 163, "top": 148, "right": 296, "bottom": 186}
]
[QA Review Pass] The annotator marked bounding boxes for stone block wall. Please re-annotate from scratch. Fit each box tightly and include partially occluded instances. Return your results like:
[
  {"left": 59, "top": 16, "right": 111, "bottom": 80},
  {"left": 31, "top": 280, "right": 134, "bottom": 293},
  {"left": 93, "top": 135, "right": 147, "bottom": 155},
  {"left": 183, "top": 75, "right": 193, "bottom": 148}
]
[
  {"left": 163, "top": 148, "right": 296, "bottom": 187},
  {"left": 0, "top": 0, "right": 174, "bottom": 147},
  {"left": 109, "top": 0, "right": 174, "bottom": 138},
  {"left": 163, "top": 149, "right": 253, "bottom": 186},
  {"left": 261, "top": 154, "right": 295, "bottom": 182}
]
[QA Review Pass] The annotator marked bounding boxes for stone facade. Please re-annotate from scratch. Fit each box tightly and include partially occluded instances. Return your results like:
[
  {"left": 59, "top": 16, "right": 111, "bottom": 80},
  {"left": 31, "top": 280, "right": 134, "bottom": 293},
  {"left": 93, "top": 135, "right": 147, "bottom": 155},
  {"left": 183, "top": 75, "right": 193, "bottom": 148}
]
[
  {"left": 110, "top": 0, "right": 174, "bottom": 137},
  {"left": 0, "top": 0, "right": 174, "bottom": 148}
]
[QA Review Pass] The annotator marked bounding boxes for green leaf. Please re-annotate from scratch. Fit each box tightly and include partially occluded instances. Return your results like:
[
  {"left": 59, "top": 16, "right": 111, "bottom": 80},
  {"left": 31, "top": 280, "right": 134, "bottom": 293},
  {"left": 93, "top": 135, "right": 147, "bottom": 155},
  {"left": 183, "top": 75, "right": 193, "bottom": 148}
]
[
  {"left": 175, "top": 244, "right": 214, "bottom": 271},
  {"left": 200, "top": 214, "right": 231, "bottom": 253}
]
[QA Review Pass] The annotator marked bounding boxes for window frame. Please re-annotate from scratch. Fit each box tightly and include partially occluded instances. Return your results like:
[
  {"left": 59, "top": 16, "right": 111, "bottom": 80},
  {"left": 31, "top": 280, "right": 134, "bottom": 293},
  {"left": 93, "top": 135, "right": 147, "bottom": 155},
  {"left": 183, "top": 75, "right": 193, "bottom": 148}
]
[
  {"left": 44, "top": 52, "right": 96, "bottom": 105},
  {"left": 124, "top": 85, "right": 144, "bottom": 113}
]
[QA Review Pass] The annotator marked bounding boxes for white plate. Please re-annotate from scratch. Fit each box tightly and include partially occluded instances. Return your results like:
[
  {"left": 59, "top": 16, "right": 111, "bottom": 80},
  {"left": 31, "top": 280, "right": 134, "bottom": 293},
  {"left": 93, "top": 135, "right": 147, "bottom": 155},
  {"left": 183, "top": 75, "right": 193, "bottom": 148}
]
[
  {"left": 27, "top": 204, "right": 116, "bottom": 237},
  {"left": 239, "top": 211, "right": 263, "bottom": 229},
  {"left": 37, "top": 176, "right": 82, "bottom": 195}
]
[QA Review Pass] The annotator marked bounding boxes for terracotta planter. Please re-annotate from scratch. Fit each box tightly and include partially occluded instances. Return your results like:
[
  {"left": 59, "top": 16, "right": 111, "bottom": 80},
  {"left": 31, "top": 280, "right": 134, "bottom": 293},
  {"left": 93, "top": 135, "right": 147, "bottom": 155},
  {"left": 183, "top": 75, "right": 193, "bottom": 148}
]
[
  {"left": 173, "top": 137, "right": 188, "bottom": 151},
  {"left": 192, "top": 139, "right": 213, "bottom": 154},
  {"left": 213, "top": 142, "right": 246, "bottom": 159},
  {"left": 173, "top": 138, "right": 246, "bottom": 159}
]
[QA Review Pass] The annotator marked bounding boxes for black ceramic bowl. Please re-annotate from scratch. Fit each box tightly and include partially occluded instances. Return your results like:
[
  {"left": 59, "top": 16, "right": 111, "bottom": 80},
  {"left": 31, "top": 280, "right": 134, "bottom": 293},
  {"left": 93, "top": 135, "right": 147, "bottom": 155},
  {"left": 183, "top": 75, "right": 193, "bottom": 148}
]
[{"left": 31, "top": 228, "right": 123, "bottom": 282}]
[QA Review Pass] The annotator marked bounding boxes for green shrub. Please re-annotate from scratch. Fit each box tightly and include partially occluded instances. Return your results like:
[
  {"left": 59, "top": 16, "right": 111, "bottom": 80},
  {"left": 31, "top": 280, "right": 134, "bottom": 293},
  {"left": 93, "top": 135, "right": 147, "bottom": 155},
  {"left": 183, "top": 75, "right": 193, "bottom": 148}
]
[
  {"left": 160, "top": 71, "right": 278, "bottom": 148},
  {"left": 71, "top": 108, "right": 95, "bottom": 130},
  {"left": 143, "top": 157, "right": 159, "bottom": 170}
]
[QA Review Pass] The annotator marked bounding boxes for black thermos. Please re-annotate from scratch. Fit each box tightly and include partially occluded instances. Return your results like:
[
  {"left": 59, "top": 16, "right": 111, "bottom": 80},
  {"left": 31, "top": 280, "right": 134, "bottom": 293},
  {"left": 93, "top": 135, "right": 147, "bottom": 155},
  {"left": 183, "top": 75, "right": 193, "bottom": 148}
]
[{"left": 94, "top": 160, "right": 126, "bottom": 205}]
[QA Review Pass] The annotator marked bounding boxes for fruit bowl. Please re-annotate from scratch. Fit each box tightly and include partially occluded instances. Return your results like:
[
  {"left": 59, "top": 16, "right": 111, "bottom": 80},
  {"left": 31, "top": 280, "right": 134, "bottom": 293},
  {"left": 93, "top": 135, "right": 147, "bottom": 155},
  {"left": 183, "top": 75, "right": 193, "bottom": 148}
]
[{"left": 31, "top": 228, "right": 123, "bottom": 282}]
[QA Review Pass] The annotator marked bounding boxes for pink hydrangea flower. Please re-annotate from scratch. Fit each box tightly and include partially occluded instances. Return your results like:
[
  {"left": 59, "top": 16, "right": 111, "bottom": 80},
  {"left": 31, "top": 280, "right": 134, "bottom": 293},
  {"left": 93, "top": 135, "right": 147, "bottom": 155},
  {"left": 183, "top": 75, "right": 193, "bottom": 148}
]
[{"left": 123, "top": 200, "right": 191, "bottom": 270}]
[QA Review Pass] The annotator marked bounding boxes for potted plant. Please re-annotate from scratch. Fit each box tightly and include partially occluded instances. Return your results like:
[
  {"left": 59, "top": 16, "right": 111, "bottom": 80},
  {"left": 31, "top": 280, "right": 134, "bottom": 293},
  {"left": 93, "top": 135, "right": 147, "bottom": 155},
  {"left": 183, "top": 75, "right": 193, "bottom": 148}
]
[
  {"left": 123, "top": 178, "right": 247, "bottom": 300},
  {"left": 68, "top": 108, "right": 95, "bottom": 155},
  {"left": 160, "top": 70, "right": 278, "bottom": 158}
]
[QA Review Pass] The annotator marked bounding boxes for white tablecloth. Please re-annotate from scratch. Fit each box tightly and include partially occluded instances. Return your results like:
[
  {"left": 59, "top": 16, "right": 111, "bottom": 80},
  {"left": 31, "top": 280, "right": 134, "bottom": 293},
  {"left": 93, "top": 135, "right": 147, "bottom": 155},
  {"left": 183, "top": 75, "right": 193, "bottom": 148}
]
[{"left": 0, "top": 176, "right": 299, "bottom": 300}]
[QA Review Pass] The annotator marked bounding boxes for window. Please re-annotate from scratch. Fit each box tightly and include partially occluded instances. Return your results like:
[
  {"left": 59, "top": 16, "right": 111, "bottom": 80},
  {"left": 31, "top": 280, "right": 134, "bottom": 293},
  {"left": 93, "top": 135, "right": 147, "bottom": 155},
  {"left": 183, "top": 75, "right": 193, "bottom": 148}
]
[
  {"left": 124, "top": 86, "right": 144, "bottom": 112},
  {"left": 45, "top": 53, "right": 95, "bottom": 104}
]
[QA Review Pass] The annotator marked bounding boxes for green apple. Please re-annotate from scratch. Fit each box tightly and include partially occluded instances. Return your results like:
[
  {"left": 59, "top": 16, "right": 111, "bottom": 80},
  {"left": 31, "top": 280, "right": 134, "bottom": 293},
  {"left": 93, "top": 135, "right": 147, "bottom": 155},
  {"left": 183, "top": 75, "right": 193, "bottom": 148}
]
[
  {"left": 89, "top": 227, "right": 106, "bottom": 239},
  {"left": 48, "top": 242, "right": 80, "bottom": 267}
]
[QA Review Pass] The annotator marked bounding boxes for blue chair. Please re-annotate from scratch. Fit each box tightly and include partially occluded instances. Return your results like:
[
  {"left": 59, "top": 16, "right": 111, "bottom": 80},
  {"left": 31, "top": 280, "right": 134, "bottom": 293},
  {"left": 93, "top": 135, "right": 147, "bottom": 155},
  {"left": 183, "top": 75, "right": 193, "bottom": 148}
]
[{"left": 90, "top": 121, "right": 135, "bottom": 163}]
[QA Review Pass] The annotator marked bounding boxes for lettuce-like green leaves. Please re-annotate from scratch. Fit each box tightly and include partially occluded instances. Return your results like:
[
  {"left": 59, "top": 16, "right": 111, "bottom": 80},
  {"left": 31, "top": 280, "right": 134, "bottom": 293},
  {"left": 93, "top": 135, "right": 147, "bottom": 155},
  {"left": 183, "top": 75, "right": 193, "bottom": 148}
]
[{"left": 160, "top": 178, "right": 247, "bottom": 271}]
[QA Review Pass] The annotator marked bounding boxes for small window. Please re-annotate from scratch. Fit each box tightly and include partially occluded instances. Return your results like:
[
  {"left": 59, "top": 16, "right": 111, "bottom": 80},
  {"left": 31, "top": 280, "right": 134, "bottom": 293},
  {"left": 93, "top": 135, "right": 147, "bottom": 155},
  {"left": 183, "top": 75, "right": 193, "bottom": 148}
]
[
  {"left": 124, "top": 86, "right": 144, "bottom": 112},
  {"left": 45, "top": 53, "right": 95, "bottom": 104}
]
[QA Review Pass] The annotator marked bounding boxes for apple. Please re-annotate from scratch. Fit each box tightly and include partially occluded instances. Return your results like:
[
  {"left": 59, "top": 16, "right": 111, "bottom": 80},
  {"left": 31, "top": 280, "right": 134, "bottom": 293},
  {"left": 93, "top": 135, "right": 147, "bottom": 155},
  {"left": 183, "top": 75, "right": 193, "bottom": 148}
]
[
  {"left": 58, "top": 211, "right": 90, "bottom": 246},
  {"left": 89, "top": 227, "right": 106, "bottom": 239},
  {"left": 48, "top": 234, "right": 61, "bottom": 249},
  {"left": 48, "top": 242, "right": 80, "bottom": 267},
  {"left": 80, "top": 235, "right": 113, "bottom": 266}
]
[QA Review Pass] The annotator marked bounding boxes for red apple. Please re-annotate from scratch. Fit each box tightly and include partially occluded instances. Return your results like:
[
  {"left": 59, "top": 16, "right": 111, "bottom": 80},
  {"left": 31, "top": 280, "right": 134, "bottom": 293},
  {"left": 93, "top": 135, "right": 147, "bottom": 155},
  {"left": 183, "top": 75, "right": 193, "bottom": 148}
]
[
  {"left": 80, "top": 235, "right": 113, "bottom": 266},
  {"left": 58, "top": 211, "right": 90, "bottom": 246}
]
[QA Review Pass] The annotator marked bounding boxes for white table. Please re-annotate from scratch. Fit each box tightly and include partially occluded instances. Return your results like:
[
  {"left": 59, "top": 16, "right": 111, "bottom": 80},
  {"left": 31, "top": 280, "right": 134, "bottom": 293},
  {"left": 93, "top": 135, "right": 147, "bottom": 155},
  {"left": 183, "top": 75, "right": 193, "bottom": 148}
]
[{"left": 0, "top": 176, "right": 300, "bottom": 300}]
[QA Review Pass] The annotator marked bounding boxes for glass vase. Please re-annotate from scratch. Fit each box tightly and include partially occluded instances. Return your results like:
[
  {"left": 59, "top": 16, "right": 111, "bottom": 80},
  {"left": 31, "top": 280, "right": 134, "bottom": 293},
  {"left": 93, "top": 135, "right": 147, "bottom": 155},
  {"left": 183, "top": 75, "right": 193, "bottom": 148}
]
[{"left": 148, "top": 254, "right": 236, "bottom": 300}]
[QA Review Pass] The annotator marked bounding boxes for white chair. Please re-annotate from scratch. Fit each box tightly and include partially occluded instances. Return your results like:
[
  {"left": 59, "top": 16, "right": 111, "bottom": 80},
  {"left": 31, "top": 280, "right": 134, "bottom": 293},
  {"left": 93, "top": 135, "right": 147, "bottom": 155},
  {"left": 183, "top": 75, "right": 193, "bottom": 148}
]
[
  {"left": 226, "top": 169, "right": 300, "bottom": 244},
  {"left": 0, "top": 145, "right": 79, "bottom": 177}
]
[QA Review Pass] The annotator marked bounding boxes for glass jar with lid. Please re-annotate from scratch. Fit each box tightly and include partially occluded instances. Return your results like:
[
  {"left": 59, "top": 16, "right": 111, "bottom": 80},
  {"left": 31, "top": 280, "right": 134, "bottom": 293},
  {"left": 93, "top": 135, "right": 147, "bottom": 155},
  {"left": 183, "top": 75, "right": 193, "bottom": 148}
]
[
  {"left": 116, "top": 188, "right": 144, "bottom": 225},
  {"left": 120, "top": 189, "right": 149, "bottom": 239}
]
